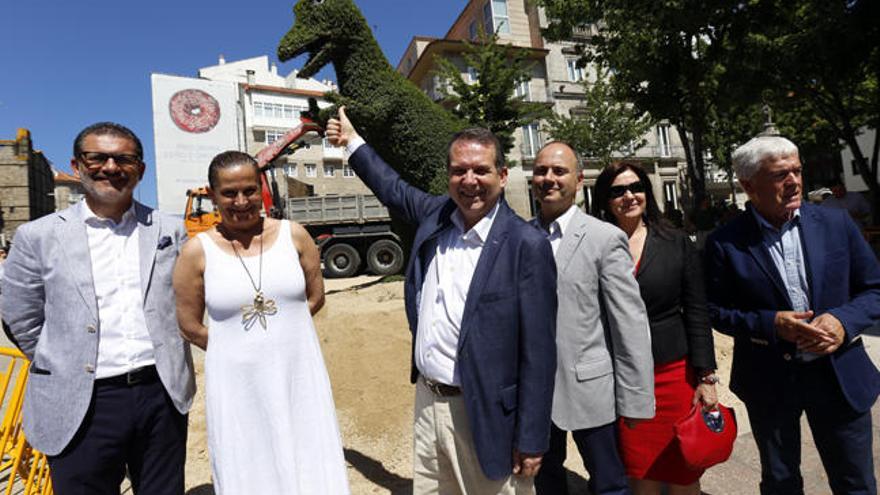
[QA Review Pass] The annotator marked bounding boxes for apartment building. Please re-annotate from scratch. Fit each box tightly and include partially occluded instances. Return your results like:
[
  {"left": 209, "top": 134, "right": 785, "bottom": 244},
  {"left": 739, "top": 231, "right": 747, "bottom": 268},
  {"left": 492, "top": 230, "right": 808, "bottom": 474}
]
[
  {"left": 152, "top": 55, "right": 369, "bottom": 214},
  {"left": 398, "top": 0, "right": 688, "bottom": 216}
]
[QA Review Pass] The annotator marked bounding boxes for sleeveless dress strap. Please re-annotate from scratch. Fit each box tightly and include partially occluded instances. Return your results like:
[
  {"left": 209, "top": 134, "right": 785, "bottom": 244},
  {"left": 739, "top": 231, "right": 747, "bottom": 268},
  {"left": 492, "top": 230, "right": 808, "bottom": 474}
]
[{"left": 276, "top": 219, "right": 300, "bottom": 258}]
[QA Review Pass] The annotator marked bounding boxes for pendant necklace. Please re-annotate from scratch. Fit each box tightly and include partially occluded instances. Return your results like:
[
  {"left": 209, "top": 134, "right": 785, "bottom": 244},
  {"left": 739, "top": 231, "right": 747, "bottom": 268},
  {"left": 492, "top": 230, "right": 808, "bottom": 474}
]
[{"left": 228, "top": 224, "right": 278, "bottom": 330}]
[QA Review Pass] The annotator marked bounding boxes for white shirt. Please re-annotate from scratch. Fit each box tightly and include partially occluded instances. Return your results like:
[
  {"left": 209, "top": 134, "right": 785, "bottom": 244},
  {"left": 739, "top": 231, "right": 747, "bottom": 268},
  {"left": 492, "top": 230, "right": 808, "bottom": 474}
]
[
  {"left": 83, "top": 201, "right": 155, "bottom": 378},
  {"left": 534, "top": 204, "right": 578, "bottom": 255},
  {"left": 415, "top": 203, "right": 500, "bottom": 386},
  {"left": 346, "top": 136, "right": 497, "bottom": 385}
]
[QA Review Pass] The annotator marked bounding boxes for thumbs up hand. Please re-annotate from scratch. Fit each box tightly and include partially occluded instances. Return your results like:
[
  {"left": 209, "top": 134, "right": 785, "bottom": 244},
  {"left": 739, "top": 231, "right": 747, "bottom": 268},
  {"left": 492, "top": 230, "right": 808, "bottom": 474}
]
[{"left": 326, "top": 106, "right": 360, "bottom": 147}]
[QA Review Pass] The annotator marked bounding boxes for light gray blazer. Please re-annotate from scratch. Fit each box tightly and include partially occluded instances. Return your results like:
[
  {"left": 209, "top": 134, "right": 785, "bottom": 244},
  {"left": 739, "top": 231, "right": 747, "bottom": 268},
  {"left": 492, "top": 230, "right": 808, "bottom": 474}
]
[
  {"left": 536, "top": 208, "right": 654, "bottom": 431},
  {"left": 0, "top": 201, "right": 195, "bottom": 455}
]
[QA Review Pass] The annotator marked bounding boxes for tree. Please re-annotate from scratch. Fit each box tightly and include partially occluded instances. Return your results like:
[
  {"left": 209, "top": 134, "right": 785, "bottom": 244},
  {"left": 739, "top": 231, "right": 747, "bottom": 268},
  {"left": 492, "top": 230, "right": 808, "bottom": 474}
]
[
  {"left": 539, "top": 0, "right": 880, "bottom": 218},
  {"left": 538, "top": 0, "right": 756, "bottom": 206},
  {"left": 433, "top": 30, "right": 552, "bottom": 156},
  {"left": 543, "top": 68, "right": 653, "bottom": 167},
  {"left": 741, "top": 0, "right": 880, "bottom": 219}
]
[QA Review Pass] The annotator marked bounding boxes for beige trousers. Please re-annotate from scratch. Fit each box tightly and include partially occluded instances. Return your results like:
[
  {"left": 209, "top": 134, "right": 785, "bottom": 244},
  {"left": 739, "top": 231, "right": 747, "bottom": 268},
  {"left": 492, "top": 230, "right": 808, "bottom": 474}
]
[{"left": 412, "top": 377, "right": 535, "bottom": 495}]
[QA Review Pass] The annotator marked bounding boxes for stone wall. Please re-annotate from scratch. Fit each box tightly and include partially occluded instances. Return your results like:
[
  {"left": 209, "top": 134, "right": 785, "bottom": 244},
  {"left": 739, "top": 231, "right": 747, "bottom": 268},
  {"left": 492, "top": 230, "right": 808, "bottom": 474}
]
[{"left": 0, "top": 130, "right": 55, "bottom": 246}]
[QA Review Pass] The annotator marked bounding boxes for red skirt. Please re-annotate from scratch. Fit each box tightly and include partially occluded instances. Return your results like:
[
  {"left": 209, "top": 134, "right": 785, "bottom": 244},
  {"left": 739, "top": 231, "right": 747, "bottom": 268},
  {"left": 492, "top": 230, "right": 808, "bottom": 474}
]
[{"left": 617, "top": 358, "right": 703, "bottom": 485}]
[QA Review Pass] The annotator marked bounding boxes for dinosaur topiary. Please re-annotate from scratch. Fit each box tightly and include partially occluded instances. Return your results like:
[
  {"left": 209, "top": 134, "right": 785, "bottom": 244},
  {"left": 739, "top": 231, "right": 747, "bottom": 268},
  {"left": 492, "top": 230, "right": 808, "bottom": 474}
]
[{"left": 278, "top": 0, "right": 467, "bottom": 194}]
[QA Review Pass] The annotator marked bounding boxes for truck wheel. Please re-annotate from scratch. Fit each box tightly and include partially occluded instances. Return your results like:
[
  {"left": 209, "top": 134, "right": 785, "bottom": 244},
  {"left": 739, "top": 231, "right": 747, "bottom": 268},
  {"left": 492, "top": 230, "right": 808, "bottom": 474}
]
[
  {"left": 366, "top": 239, "right": 404, "bottom": 275},
  {"left": 323, "top": 243, "right": 361, "bottom": 278}
]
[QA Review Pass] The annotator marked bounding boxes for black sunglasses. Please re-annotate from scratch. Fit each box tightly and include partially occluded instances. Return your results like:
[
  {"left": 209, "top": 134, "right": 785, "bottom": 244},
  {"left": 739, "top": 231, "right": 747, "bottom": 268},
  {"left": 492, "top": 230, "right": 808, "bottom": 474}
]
[{"left": 609, "top": 181, "right": 646, "bottom": 198}]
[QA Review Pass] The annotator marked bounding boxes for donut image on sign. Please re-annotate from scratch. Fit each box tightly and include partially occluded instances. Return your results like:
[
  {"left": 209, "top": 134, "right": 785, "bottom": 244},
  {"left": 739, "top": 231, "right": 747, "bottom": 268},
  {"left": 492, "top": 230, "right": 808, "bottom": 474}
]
[{"left": 169, "top": 89, "right": 221, "bottom": 133}]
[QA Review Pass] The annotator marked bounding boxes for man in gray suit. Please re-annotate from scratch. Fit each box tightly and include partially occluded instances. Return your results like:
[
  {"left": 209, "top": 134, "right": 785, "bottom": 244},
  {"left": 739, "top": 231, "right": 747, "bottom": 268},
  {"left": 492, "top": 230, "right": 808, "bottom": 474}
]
[
  {"left": 532, "top": 142, "right": 654, "bottom": 495},
  {"left": 0, "top": 122, "right": 195, "bottom": 494}
]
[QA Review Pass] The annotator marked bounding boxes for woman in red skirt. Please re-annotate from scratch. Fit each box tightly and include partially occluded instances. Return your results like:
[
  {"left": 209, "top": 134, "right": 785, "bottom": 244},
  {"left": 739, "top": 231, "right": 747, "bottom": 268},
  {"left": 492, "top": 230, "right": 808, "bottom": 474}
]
[{"left": 593, "top": 162, "right": 719, "bottom": 495}]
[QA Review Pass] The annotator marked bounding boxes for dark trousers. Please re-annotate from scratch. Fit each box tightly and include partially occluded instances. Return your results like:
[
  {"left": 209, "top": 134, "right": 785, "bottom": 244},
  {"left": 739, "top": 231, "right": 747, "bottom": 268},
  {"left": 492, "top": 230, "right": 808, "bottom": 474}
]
[
  {"left": 535, "top": 421, "right": 630, "bottom": 495},
  {"left": 745, "top": 359, "right": 876, "bottom": 495},
  {"left": 47, "top": 375, "right": 187, "bottom": 495}
]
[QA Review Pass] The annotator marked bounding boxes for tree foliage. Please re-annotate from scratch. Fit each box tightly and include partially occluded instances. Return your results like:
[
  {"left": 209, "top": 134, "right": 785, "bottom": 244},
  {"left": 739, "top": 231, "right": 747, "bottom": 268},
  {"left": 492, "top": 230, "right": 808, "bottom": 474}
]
[
  {"left": 539, "top": 0, "right": 880, "bottom": 217},
  {"left": 539, "top": 0, "right": 750, "bottom": 205},
  {"left": 433, "top": 30, "right": 551, "bottom": 156},
  {"left": 739, "top": 0, "right": 880, "bottom": 217},
  {"left": 542, "top": 68, "right": 652, "bottom": 167}
]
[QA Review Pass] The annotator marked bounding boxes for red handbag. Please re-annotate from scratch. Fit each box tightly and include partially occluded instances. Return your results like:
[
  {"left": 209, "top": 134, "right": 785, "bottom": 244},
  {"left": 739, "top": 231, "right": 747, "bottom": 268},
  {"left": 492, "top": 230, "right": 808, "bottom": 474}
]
[{"left": 673, "top": 403, "right": 737, "bottom": 470}]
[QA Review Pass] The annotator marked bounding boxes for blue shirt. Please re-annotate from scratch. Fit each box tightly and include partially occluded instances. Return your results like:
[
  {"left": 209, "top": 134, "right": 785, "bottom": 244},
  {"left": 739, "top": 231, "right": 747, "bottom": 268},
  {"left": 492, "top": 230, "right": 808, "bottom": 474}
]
[{"left": 750, "top": 207, "right": 810, "bottom": 312}]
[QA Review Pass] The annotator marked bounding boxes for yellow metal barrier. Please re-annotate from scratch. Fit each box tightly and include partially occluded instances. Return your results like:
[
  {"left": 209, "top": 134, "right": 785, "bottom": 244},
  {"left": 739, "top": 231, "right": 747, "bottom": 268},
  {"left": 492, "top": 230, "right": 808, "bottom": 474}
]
[{"left": 0, "top": 347, "right": 53, "bottom": 494}]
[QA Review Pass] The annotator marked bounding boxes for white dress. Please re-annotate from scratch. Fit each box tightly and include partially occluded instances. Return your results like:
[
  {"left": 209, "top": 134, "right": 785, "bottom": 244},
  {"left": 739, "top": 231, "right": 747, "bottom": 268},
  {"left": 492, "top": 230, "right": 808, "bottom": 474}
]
[{"left": 199, "top": 221, "right": 350, "bottom": 494}]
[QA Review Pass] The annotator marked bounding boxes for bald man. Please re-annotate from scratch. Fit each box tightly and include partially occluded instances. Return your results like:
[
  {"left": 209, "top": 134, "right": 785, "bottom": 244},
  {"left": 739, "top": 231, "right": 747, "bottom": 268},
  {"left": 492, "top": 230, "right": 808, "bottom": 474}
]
[{"left": 531, "top": 142, "right": 654, "bottom": 495}]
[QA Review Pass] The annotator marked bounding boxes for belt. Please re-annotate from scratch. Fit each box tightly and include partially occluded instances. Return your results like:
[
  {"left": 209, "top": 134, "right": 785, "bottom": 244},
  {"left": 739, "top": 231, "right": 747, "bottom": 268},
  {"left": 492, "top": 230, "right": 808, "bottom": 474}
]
[
  {"left": 422, "top": 377, "right": 462, "bottom": 397},
  {"left": 97, "top": 365, "right": 159, "bottom": 387}
]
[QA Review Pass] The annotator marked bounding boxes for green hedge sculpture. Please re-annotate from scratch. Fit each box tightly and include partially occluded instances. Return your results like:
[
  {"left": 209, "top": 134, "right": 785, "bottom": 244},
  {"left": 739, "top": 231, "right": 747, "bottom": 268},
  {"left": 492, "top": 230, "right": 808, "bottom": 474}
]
[{"left": 278, "top": 0, "right": 467, "bottom": 194}]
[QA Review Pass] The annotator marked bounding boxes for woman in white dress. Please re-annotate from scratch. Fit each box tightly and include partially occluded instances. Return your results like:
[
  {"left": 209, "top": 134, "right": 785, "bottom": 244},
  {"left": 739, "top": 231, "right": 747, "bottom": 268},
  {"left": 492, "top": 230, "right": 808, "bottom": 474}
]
[{"left": 173, "top": 151, "right": 350, "bottom": 494}]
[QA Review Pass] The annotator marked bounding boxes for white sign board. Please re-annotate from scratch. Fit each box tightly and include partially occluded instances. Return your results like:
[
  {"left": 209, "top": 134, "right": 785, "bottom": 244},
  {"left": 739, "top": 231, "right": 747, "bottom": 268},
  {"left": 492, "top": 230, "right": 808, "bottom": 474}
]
[{"left": 151, "top": 74, "right": 240, "bottom": 214}]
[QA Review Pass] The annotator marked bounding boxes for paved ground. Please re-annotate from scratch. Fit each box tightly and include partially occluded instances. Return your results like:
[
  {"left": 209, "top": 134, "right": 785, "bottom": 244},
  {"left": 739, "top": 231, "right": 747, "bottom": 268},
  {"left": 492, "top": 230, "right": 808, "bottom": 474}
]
[{"left": 696, "top": 327, "right": 880, "bottom": 495}]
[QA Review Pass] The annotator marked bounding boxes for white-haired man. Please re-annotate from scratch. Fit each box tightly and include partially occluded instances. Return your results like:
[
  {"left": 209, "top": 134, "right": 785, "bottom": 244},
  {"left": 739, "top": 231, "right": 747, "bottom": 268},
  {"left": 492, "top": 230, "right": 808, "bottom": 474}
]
[{"left": 705, "top": 136, "right": 880, "bottom": 494}]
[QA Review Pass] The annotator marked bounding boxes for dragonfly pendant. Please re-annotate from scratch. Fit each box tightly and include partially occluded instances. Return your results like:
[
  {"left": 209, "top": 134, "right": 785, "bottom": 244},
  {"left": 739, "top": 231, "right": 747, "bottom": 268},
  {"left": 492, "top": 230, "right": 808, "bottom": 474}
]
[{"left": 241, "top": 291, "right": 278, "bottom": 330}]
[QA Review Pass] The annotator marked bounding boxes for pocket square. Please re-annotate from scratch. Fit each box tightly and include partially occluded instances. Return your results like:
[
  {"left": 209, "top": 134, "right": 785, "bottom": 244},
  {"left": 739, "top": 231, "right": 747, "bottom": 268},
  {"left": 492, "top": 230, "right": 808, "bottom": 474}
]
[{"left": 157, "top": 236, "right": 173, "bottom": 250}]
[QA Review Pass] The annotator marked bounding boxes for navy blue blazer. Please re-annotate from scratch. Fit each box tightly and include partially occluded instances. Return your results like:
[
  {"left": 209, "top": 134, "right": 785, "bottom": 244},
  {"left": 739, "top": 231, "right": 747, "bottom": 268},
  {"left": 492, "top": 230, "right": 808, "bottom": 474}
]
[
  {"left": 705, "top": 203, "right": 880, "bottom": 412},
  {"left": 349, "top": 144, "right": 558, "bottom": 480}
]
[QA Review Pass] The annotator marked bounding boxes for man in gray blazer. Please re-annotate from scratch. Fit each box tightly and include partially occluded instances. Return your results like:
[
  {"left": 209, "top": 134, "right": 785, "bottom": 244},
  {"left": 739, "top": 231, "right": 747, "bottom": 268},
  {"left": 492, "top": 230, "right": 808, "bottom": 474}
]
[
  {"left": 532, "top": 142, "right": 654, "bottom": 495},
  {"left": 0, "top": 122, "right": 195, "bottom": 494}
]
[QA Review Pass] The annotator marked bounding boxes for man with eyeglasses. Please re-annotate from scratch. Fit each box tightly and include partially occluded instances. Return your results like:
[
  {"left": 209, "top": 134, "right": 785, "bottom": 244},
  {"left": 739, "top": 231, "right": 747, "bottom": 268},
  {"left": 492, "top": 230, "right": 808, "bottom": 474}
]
[
  {"left": 1, "top": 122, "right": 195, "bottom": 494},
  {"left": 530, "top": 142, "right": 653, "bottom": 495}
]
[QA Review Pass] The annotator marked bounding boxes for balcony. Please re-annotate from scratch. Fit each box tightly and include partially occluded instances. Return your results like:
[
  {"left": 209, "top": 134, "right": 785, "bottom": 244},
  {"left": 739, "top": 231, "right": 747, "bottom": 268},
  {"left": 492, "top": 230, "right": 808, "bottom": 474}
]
[{"left": 571, "top": 24, "right": 598, "bottom": 40}]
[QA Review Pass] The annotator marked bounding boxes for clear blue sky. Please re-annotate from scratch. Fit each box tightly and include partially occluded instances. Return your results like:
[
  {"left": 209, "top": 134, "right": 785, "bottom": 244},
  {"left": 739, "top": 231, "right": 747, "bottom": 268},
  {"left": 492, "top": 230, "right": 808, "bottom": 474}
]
[{"left": 1, "top": 0, "right": 467, "bottom": 210}]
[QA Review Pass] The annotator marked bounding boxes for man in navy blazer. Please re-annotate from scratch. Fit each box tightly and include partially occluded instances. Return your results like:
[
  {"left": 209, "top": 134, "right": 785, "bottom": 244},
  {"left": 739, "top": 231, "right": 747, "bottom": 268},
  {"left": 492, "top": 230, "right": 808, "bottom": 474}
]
[
  {"left": 705, "top": 135, "right": 880, "bottom": 495},
  {"left": 327, "top": 108, "right": 557, "bottom": 494}
]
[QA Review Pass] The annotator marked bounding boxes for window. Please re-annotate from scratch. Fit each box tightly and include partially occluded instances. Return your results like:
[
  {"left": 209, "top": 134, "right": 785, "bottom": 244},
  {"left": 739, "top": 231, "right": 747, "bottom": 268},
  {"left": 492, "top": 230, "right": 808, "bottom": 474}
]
[
  {"left": 323, "top": 164, "right": 335, "bottom": 177},
  {"left": 567, "top": 59, "right": 586, "bottom": 82},
  {"left": 467, "top": 66, "right": 479, "bottom": 84},
  {"left": 343, "top": 165, "right": 355, "bottom": 178},
  {"left": 469, "top": 20, "right": 478, "bottom": 41},
  {"left": 253, "top": 101, "right": 303, "bottom": 120},
  {"left": 305, "top": 163, "right": 317, "bottom": 177},
  {"left": 514, "top": 79, "right": 530, "bottom": 100},
  {"left": 483, "top": 2, "right": 494, "bottom": 35},
  {"left": 283, "top": 163, "right": 298, "bottom": 177},
  {"left": 322, "top": 137, "right": 339, "bottom": 151},
  {"left": 521, "top": 124, "right": 541, "bottom": 158},
  {"left": 484, "top": 0, "right": 509, "bottom": 34},
  {"left": 657, "top": 124, "right": 671, "bottom": 157},
  {"left": 663, "top": 180, "right": 678, "bottom": 209},
  {"left": 583, "top": 185, "right": 595, "bottom": 213},
  {"left": 266, "top": 129, "right": 285, "bottom": 144}
]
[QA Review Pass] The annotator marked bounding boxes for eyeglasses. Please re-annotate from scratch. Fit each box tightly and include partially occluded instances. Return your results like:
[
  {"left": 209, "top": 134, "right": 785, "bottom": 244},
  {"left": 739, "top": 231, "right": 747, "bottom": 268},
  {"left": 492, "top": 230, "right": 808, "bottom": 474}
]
[
  {"left": 609, "top": 181, "right": 646, "bottom": 198},
  {"left": 77, "top": 152, "right": 142, "bottom": 169}
]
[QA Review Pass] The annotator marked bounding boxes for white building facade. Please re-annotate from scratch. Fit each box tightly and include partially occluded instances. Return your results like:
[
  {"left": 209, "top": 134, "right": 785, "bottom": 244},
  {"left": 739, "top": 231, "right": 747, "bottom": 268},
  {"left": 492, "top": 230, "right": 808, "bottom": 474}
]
[{"left": 152, "top": 56, "right": 368, "bottom": 215}]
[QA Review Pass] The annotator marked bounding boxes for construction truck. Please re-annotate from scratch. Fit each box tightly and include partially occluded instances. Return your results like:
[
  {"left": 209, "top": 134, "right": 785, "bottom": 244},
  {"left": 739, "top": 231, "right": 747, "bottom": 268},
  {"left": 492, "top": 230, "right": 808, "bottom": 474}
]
[{"left": 182, "top": 101, "right": 404, "bottom": 278}]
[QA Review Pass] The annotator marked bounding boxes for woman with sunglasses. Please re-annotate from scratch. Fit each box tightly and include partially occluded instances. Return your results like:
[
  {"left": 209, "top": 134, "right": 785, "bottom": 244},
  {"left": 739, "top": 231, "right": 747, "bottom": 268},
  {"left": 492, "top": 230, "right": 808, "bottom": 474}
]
[{"left": 593, "top": 162, "right": 718, "bottom": 495}]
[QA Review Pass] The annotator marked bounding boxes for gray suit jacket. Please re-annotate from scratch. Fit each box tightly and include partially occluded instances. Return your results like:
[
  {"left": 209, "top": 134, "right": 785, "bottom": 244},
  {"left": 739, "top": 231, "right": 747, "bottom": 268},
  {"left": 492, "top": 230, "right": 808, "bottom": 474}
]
[
  {"left": 536, "top": 209, "right": 654, "bottom": 430},
  {"left": 0, "top": 201, "right": 195, "bottom": 455}
]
